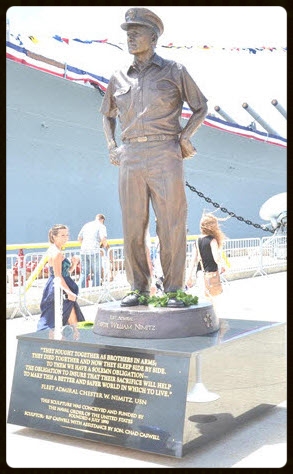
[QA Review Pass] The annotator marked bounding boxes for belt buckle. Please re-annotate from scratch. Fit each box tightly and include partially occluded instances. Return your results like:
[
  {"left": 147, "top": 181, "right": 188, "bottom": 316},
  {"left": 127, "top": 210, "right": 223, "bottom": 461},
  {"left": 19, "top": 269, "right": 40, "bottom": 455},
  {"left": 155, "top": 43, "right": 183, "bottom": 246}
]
[{"left": 137, "top": 136, "right": 148, "bottom": 142}]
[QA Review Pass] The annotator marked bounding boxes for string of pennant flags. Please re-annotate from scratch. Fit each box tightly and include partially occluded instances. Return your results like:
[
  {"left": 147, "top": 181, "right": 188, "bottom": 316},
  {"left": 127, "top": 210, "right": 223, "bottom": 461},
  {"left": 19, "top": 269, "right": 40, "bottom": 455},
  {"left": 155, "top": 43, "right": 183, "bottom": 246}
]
[
  {"left": 11, "top": 32, "right": 286, "bottom": 54},
  {"left": 6, "top": 34, "right": 287, "bottom": 149}
]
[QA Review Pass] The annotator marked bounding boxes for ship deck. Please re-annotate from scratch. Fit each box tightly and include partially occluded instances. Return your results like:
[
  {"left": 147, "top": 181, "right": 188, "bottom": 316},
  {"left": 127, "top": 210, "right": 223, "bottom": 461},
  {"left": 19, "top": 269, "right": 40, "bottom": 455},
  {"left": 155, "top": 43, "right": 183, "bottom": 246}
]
[{"left": 6, "top": 272, "right": 286, "bottom": 468}]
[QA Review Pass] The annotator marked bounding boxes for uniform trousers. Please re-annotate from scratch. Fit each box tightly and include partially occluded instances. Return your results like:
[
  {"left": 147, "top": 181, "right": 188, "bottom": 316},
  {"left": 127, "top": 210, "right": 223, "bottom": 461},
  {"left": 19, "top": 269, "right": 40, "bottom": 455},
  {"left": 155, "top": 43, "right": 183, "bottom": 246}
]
[{"left": 118, "top": 139, "right": 187, "bottom": 293}]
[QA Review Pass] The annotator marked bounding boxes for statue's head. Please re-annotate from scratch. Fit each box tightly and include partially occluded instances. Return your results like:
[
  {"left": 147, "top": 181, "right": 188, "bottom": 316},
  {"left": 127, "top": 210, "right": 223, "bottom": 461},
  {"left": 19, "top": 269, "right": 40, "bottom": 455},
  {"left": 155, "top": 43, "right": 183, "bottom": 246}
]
[{"left": 121, "top": 8, "right": 164, "bottom": 38}]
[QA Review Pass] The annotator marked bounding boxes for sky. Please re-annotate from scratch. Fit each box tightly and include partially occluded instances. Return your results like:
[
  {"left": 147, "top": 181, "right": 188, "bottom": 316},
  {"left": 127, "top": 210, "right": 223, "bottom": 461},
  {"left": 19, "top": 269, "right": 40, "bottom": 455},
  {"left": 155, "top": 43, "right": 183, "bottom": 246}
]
[
  {"left": 7, "top": 6, "right": 287, "bottom": 46},
  {"left": 6, "top": 6, "right": 287, "bottom": 137}
]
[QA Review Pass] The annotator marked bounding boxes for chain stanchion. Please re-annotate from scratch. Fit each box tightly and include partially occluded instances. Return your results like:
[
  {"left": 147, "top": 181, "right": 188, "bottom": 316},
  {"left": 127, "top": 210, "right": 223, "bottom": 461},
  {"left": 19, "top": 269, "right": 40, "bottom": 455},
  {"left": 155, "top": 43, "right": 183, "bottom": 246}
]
[
  {"left": 54, "top": 277, "right": 63, "bottom": 339},
  {"left": 185, "top": 181, "right": 274, "bottom": 233}
]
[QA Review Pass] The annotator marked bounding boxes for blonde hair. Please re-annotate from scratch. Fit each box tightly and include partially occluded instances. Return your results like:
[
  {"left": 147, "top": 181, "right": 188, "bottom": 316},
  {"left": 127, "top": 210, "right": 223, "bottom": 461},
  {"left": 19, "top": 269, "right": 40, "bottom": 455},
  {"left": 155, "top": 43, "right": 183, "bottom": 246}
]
[
  {"left": 48, "top": 224, "right": 68, "bottom": 243},
  {"left": 200, "top": 213, "right": 226, "bottom": 247}
]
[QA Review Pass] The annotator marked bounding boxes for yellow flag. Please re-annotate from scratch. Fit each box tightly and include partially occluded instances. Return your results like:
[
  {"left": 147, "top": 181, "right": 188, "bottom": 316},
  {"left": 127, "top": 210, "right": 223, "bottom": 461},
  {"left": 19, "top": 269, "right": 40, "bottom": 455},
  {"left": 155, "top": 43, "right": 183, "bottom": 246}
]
[
  {"left": 222, "top": 251, "right": 230, "bottom": 268},
  {"left": 29, "top": 35, "right": 39, "bottom": 44}
]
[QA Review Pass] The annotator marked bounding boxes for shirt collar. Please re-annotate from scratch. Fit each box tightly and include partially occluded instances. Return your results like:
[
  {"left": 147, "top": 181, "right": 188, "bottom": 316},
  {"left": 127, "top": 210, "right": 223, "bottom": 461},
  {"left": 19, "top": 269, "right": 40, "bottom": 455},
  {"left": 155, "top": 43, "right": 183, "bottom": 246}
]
[{"left": 126, "top": 53, "right": 164, "bottom": 74}]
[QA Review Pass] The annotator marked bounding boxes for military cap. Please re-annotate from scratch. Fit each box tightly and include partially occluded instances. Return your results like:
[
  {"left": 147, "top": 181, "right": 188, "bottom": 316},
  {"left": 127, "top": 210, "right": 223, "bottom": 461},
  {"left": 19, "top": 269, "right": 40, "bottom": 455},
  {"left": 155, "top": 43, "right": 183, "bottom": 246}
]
[{"left": 121, "top": 8, "right": 164, "bottom": 37}]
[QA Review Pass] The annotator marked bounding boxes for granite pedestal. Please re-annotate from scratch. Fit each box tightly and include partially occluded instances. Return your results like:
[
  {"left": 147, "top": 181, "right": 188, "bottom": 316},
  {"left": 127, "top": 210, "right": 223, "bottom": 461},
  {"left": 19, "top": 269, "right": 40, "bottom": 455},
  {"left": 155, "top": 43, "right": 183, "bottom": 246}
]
[
  {"left": 7, "top": 317, "right": 285, "bottom": 458},
  {"left": 93, "top": 301, "right": 219, "bottom": 338}
]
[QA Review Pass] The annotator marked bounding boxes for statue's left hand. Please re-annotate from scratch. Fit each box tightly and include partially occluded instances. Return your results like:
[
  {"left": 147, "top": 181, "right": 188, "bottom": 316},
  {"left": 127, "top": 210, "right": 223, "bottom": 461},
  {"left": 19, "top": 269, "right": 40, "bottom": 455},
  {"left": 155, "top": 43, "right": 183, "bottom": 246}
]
[{"left": 179, "top": 137, "right": 197, "bottom": 159}]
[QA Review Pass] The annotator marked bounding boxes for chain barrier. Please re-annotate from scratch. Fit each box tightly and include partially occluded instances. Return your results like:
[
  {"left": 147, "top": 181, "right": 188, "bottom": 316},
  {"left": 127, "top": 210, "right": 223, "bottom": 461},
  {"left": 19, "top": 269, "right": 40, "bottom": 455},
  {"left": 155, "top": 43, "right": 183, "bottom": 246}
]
[{"left": 185, "top": 181, "right": 274, "bottom": 233}]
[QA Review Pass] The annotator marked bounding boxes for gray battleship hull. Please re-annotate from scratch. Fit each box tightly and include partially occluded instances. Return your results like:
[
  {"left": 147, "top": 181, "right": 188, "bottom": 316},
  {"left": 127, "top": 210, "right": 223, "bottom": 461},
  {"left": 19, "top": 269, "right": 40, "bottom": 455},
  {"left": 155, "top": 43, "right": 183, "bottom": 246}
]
[{"left": 6, "top": 59, "right": 286, "bottom": 244}]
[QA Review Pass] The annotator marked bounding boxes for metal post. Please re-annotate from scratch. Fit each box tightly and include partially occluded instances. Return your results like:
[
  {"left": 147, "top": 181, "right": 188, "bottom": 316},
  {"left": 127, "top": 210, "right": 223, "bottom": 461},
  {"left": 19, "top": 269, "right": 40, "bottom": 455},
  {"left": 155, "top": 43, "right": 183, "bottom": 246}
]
[
  {"left": 187, "top": 353, "right": 220, "bottom": 402},
  {"left": 253, "top": 237, "right": 267, "bottom": 277},
  {"left": 54, "top": 277, "right": 63, "bottom": 339}
]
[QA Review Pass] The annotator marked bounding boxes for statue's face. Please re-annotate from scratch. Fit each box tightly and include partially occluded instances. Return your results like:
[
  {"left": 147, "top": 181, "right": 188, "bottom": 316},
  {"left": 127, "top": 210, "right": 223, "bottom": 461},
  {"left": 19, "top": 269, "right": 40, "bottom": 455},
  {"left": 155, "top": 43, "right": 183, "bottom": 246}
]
[{"left": 126, "top": 25, "right": 154, "bottom": 55}]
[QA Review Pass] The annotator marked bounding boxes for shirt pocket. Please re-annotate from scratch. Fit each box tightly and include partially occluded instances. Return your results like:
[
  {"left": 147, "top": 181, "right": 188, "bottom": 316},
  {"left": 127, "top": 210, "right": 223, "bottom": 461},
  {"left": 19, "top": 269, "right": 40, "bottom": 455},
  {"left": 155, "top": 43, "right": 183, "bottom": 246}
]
[
  {"left": 114, "top": 86, "right": 131, "bottom": 113},
  {"left": 149, "top": 80, "right": 179, "bottom": 105}
]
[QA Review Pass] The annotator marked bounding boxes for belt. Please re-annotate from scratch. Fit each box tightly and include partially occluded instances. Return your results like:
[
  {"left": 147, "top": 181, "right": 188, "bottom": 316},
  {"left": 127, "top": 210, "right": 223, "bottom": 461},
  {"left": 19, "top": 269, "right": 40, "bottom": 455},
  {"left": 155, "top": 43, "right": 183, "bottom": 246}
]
[{"left": 123, "top": 134, "right": 178, "bottom": 144}]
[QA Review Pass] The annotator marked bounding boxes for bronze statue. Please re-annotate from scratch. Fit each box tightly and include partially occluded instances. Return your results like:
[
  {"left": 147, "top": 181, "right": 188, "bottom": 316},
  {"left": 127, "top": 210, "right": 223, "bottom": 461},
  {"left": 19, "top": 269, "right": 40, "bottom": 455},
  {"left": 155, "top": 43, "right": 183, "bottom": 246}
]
[{"left": 101, "top": 7, "right": 208, "bottom": 307}]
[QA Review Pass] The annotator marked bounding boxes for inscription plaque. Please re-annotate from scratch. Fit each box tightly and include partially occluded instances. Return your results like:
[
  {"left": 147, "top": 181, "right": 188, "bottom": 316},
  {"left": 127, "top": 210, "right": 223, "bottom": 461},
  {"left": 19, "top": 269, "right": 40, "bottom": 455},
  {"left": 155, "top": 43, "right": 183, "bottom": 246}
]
[
  {"left": 8, "top": 335, "right": 189, "bottom": 456},
  {"left": 7, "top": 319, "right": 286, "bottom": 457}
]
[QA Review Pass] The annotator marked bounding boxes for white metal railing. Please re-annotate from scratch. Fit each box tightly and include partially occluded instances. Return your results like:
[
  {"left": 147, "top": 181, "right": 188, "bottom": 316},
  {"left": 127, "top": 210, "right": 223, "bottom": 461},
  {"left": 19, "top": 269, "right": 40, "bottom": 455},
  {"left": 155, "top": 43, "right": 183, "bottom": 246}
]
[
  {"left": 6, "top": 236, "right": 286, "bottom": 318},
  {"left": 223, "top": 237, "right": 262, "bottom": 275},
  {"left": 260, "top": 235, "right": 287, "bottom": 272},
  {"left": 223, "top": 235, "right": 287, "bottom": 276}
]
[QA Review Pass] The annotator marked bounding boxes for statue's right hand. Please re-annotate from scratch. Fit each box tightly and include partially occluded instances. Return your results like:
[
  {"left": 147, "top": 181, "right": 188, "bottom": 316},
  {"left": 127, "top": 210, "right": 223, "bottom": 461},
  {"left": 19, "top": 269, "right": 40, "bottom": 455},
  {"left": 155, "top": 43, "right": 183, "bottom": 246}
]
[
  {"left": 179, "top": 137, "right": 197, "bottom": 159},
  {"left": 109, "top": 147, "right": 121, "bottom": 166}
]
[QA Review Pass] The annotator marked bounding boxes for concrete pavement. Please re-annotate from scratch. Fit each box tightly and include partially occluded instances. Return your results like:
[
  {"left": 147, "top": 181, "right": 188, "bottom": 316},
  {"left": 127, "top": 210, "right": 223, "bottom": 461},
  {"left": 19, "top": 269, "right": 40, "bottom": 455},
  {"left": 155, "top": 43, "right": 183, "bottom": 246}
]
[{"left": 6, "top": 272, "right": 287, "bottom": 468}]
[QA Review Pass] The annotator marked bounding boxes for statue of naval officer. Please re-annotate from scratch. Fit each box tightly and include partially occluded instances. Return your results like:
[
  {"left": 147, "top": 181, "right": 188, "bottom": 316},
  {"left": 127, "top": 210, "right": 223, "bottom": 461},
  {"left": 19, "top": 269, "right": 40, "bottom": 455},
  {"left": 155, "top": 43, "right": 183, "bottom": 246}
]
[{"left": 101, "top": 7, "right": 208, "bottom": 307}]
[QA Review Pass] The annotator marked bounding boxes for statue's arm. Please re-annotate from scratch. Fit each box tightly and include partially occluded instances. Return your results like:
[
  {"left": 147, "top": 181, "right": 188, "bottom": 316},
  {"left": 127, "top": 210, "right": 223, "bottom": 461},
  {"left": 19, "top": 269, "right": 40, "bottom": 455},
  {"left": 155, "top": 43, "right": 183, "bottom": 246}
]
[
  {"left": 103, "top": 116, "right": 117, "bottom": 150},
  {"left": 179, "top": 101, "right": 208, "bottom": 159},
  {"left": 102, "top": 116, "right": 120, "bottom": 166}
]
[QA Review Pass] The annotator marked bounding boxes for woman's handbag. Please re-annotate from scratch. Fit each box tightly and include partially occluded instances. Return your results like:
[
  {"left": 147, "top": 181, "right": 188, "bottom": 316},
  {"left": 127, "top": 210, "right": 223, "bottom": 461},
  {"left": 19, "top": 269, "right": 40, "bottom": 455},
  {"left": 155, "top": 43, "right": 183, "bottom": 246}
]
[
  {"left": 196, "top": 239, "right": 223, "bottom": 297},
  {"left": 203, "top": 270, "right": 223, "bottom": 296}
]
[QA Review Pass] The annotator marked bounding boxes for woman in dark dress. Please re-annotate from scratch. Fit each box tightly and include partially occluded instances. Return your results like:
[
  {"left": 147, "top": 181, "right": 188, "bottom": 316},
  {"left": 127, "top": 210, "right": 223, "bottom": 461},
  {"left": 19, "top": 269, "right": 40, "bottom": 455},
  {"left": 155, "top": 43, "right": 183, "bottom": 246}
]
[{"left": 37, "top": 224, "right": 85, "bottom": 331}]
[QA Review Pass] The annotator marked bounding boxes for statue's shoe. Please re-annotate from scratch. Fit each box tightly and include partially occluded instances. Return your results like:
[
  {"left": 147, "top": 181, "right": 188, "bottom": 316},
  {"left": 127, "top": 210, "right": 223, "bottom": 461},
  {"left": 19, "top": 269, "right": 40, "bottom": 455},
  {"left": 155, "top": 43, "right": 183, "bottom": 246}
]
[
  {"left": 167, "top": 297, "right": 185, "bottom": 308},
  {"left": 120, "top": 293, "right": 141, "bottom": 307}
]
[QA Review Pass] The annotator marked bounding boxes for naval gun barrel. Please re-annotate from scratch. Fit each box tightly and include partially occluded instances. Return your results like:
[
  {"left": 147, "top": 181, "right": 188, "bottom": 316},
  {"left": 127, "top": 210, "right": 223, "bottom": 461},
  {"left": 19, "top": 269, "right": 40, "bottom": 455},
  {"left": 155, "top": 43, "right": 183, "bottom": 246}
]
[
  {"left": 271, "top": 99, "right": 287, "bottom": 119},
  {"left": 214, "top": 106, "right": 237, "bottom": 124},
  {"left": 242, "top": 103, "right": 278, "bottom": 135}
]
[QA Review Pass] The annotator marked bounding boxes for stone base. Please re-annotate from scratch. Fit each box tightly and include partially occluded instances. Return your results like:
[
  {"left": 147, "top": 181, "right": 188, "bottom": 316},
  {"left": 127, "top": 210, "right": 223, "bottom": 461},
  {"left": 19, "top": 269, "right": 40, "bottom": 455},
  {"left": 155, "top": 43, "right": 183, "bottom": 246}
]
[
  {"left": 7, "top": 320, "right": 286, "bottom": 458},
  {"left": 93, "top": 301, "right": 219, "bottom": 338}
]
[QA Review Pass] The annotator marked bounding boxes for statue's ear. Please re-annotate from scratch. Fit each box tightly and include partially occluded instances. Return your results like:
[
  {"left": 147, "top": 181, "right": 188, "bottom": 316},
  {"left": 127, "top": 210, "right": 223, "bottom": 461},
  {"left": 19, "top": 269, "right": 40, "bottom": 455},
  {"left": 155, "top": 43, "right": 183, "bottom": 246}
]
[{"left": 151, "top": 32, "right": 158, "bottom": 45}]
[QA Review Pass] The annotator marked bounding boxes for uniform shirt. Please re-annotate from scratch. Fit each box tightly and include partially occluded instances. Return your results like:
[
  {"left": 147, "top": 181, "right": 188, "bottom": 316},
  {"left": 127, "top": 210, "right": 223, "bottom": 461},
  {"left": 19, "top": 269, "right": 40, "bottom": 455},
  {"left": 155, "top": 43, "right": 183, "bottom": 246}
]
[
  {"left": 78, "top": 220, "right": 107, "bottom": 253},
  {"left": 100, "top": 53, "right": 207, "bottom": 141}
]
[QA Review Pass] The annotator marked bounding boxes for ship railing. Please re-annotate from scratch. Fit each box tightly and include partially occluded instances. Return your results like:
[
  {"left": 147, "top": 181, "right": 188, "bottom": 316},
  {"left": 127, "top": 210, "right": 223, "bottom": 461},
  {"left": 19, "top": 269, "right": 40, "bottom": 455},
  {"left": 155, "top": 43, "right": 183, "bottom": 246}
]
[{"left": 6, "top": 236, "right": 286, "bottom": 318}]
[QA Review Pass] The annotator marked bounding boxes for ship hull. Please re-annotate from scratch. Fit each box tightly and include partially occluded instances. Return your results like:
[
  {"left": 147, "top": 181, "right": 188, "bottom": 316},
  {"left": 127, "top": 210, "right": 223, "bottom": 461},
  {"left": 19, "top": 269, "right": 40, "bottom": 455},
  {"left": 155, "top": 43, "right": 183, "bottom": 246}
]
[{"left": 7, "top": 59, "right": 286, "bottom": 243}]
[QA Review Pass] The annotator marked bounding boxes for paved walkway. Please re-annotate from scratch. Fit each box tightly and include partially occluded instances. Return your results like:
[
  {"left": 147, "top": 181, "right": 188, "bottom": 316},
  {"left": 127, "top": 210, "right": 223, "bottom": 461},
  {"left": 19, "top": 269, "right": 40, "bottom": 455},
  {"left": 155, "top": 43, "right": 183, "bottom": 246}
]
[{"left": 6, "top": 272, "right": 287, "bottom": 468}]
